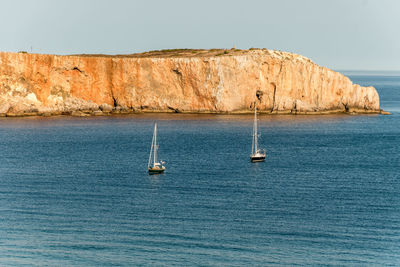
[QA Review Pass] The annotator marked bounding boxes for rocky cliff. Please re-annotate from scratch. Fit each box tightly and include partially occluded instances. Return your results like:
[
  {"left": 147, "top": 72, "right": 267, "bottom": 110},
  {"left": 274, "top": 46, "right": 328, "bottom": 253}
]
[{"left": 0, "top": 49, "right": 381, "bottom": 116}]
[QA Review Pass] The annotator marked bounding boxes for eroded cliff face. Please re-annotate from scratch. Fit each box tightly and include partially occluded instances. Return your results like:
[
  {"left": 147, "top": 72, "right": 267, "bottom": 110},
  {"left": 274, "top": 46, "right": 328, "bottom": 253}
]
[{"left": 0, "top": 49, "right": 380, "bottom": 116}]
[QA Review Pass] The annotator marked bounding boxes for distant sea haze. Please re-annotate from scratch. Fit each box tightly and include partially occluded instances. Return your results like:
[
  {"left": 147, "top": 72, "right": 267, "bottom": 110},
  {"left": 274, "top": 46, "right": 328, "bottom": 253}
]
[
  {"left": 0, "top": 73, "right": 399, "bottom": 265},
  {"left": 340, "top": 70, "right": 400, "bottom": 76}
]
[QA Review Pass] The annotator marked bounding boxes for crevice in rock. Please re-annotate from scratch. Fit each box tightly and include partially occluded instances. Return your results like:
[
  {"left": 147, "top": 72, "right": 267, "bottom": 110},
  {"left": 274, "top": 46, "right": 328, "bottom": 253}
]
[
  {"left": 167, "top": 106, "right": 180, "bottom": 113},
  {"left": 172, "top": 68, "right": 182, "bottom": 76},
  {"left": 278, "top": 63, "right": 283, "bottom": 76},
  {"left": 256, "top": 90, "right": 263, "bottom": 102},
  {"left": 173, "top": 68, "right": 184, "bottom": 93},
  {"left": 112, "top": 95, "right": 118, "bottom": 108},
  {"left": 292, "top": 100, "right": 297, "bottom": 114},
  {"left": 72, "top": 66, "right": 83, "bottom": 73},
  {"left": 342, "top": 102, "right": 349, "bottom": 112}
]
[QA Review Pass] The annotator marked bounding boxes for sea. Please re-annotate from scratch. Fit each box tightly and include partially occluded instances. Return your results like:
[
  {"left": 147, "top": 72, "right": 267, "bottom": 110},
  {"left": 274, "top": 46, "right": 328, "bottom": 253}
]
[{"left": 0, "top": 72, "right": 399, "bottom": 266}]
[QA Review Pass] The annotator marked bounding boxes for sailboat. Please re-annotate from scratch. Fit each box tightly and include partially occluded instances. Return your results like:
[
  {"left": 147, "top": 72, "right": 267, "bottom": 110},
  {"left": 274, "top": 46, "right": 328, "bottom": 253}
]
[
  {"left": 250, "top": 102, "right": 266, "bottom": 162},
  {"left": 148, "top": 123, "right": 166, "bottom": 174}
]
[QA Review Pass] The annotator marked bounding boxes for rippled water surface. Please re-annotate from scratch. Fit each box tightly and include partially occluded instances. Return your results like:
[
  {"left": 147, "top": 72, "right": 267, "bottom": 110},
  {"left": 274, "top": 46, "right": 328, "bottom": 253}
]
[{"left": 0, "top": 75, "right": 399, "bottom": 266}]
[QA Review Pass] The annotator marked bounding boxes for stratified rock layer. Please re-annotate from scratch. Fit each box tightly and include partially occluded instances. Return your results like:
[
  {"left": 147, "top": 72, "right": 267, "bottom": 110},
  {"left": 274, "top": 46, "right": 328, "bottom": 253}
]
[{"left": 0, "top": 49, "right": 380, "bottom": 116}]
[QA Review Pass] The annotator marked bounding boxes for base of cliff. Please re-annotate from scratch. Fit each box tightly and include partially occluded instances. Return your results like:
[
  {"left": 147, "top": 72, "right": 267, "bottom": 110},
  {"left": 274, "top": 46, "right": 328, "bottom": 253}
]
[{"left": 0, "top": 109, "right": 390, "bottom": 118}]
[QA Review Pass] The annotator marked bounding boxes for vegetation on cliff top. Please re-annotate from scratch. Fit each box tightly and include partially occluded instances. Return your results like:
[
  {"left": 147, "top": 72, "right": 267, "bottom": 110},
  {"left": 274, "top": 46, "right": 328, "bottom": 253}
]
[
  {"left": 68, "top": 48, "right": 314, "bottom": 65},
  {"left": 72, "top": 48, "right": 271, "bottom": 58}
]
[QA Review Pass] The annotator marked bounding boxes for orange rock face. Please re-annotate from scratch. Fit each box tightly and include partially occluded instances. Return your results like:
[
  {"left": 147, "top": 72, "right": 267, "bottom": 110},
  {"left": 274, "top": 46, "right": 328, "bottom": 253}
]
[{"left": 0, "top": 49, "right": 380, "bottom": 115}]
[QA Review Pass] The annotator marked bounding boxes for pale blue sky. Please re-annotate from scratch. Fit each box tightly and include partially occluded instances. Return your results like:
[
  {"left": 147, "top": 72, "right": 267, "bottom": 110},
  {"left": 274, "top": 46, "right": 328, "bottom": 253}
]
[{"left": 1, "top": 0, "right": 399, "bottom": 70}]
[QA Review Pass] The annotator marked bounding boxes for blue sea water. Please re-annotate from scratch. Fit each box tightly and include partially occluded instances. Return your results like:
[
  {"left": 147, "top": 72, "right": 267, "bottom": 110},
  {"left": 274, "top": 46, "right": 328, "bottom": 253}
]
[{"left": 0, "top": 74, "right": 399, "bottom": 266}]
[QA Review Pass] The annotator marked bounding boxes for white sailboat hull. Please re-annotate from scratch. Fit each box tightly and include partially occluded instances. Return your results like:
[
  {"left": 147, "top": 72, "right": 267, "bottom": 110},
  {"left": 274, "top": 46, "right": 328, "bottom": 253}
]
[
  {"left": 148, "top": 165, "right": 165, "bottom": 174},
  {"left": 250, "top": 152, "right": 266, "bottom": 162}
]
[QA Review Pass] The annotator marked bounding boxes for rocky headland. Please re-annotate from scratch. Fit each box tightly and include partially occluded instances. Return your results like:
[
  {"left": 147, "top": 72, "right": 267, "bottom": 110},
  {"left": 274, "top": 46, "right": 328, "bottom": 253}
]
[{"left": 0, "top": 48, "right": 384, "bottom": 117}]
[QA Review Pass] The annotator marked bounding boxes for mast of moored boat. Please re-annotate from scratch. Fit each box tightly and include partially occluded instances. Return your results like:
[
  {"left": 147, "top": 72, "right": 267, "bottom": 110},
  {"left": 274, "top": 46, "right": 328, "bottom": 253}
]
[
  {"left": 154, "top": 123, "right": 157, "bottom": 166},
  {"left": 252, "top": 102, "right": 258, "bottom": 154},
  {"left": 148, "top": 123, "right": 155, "bottom": 169}
]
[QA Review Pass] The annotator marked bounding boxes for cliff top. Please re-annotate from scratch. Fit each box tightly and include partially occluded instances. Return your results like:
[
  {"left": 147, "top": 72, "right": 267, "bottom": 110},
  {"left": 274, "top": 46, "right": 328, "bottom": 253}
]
[
  {"left": 74, "top": 48, "right": 258, "bottom": 58},
  {"left": 10, "top": 48, "right": 315, "bottom": 65},
  {"left": 68, "top": 48, "right": 314, "bottom": 63}
]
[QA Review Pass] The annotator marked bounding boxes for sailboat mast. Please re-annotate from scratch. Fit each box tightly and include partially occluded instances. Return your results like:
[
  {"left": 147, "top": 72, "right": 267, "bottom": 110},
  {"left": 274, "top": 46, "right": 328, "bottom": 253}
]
[
  {"left": 154, "top": 123, "right": 157, "bottom": 165},
  {"left": 254, "top": 102, "right": 258, "bottom": 153},
  {"left": 252, "top": 120, "right": 255, "bottom": 155},
  {"left": 148, "top": 125, "right": 155, "bottom": 168}
]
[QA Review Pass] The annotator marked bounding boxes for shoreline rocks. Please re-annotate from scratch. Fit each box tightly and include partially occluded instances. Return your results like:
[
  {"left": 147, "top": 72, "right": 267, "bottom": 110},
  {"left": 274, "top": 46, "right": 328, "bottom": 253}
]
[{"left": 0, "top": 108, "right": 390, "bottom": 118}]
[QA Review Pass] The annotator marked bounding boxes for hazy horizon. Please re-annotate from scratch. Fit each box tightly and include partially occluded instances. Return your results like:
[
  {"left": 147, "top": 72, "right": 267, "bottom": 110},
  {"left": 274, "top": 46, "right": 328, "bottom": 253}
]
[{"left": 1, "top": 0, "right": 399, "bottom": 71}]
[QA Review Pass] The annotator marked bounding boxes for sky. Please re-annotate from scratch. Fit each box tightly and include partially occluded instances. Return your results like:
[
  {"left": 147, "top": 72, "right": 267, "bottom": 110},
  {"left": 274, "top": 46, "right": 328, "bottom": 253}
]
[{"left": 0, "top": 0, "right": 399, "bottom": 70}]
